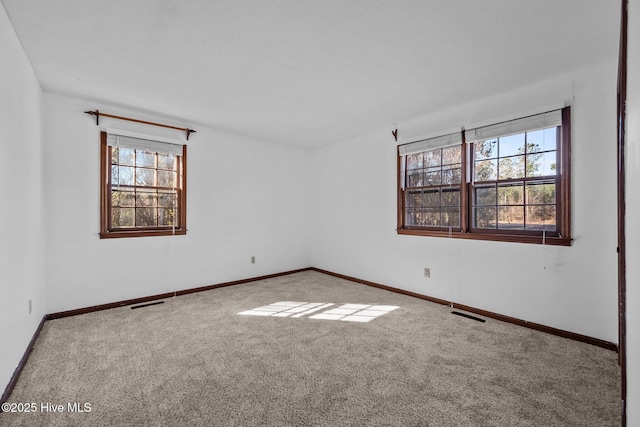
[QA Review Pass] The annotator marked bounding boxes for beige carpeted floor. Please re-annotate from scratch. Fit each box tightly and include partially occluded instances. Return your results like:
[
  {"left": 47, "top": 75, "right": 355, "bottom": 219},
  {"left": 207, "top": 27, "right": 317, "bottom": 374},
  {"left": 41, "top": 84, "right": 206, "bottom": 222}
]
[{"left": 0, "top": 271, "right": 621, "bottom": 426}]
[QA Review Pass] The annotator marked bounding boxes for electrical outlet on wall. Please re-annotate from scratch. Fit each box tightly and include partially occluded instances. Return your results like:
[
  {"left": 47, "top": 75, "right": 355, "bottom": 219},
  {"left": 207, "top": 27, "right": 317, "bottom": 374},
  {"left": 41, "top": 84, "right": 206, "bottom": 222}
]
[
  {"left": 424, "top": 268, "right": 430, "bottom": 278},
  {"left": 29, "top": 299, "right": 32, "bottom": 314},
  {"left": 251, "top": 256, "right": 256, "bottom": 264}
]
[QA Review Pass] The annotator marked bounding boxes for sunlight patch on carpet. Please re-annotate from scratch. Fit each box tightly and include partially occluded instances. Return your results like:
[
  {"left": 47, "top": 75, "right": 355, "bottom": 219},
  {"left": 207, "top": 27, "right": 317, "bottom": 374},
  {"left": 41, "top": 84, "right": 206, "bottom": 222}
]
[{"left": 239, "top": 302, "right": 398, "bottom": 322}]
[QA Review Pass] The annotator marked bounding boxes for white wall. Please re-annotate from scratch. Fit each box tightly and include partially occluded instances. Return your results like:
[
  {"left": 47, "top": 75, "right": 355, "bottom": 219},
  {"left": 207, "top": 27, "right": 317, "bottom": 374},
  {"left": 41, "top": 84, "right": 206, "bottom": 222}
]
[
  {"left": 626, "top": 0, "right": 639, "bottom": 422},
  {"left": 2, "top": 1, "right": 630, "bottom": 417},
  {"left": 43, "top": 94, "right": 311, "bottom": 313},
  {"left": 310, "top": 59, "right": 619, "bottom": 343},
  {"left": 0, "top": 2, "right": 46, "bottom": 394}
]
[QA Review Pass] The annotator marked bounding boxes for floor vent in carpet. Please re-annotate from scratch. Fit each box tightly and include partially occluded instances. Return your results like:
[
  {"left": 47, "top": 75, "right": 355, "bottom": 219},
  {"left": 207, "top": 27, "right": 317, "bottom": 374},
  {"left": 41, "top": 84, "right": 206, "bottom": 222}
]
[
  {"left": 131, "top": 301, "right": 165, "bottom": 310},
  {"left": 451, "top": 311, "right": 486, "bottom": 322}
]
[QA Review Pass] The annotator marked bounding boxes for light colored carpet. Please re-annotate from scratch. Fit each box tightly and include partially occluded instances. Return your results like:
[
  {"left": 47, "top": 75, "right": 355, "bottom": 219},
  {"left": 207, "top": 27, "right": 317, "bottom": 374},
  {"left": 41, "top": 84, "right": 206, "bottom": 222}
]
[{"left": 0, "top": 271, "right": 621, "bottom": 426}]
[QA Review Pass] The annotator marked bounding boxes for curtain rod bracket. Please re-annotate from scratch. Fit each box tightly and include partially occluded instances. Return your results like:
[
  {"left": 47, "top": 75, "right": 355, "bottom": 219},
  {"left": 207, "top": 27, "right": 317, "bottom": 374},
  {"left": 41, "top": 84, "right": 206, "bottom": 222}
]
[
  {"left": 84, "top": 109, "right": 195, "bottom": 141},
  {"left": 85, "top": 109, "right": 100, "bottom": 125}
]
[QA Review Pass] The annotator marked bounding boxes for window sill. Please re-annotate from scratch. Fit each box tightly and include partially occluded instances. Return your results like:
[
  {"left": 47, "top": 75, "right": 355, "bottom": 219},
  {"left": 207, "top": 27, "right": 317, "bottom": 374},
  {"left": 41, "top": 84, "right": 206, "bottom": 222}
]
[
  {"left": 100, "top": 229, "right": 187, "bottom": 239},
  {"left": 397, "top": 228, "right": 572, "bottom": 246}
]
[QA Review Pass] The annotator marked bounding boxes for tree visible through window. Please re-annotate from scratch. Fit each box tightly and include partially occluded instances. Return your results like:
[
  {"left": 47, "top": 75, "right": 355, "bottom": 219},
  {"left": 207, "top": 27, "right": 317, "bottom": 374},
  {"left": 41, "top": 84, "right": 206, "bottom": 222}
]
[
  {"left": 100, "top": 131, "right": 187, "bottom": 238},
  {"left": 405, "top": 146, "right": 462, "bottom": 229},
  {"left": 397, "top": 107, "right": 571, "bottom": 245},
  {"left": 472, "top": 127, "right": 558, "bottom": 232}
]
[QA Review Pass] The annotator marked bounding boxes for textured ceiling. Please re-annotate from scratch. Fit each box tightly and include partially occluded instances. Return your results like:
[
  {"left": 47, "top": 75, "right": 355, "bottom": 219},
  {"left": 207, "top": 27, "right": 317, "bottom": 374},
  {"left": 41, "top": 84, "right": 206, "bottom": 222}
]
[{"left": 2, "top": 0, "right": 619, "bottom": 147}]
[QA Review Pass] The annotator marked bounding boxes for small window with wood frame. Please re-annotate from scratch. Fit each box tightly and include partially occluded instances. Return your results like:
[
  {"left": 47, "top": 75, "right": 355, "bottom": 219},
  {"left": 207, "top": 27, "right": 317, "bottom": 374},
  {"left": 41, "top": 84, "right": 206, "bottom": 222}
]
[
  {"left": 400, "top": 133, "right": 463, "bottom": 230},
  {"left": 100, "top": 131, "right": 187, "bottom": 238},
  {"left": 397, "top": 107, "right": 571, "bottom": 245}
]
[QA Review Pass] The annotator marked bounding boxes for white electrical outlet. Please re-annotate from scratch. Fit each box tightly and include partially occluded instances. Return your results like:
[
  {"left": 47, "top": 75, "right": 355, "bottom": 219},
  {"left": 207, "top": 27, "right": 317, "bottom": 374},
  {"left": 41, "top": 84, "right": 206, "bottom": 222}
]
[
  {"left": 424, "top": 268, "right": 430, "bottom": 278},
  {"left": 29, "top": 299, "right": 32, "bottom": 314},
  {"left": 251, "top": 256, "right": 256, "bottom": 264}
]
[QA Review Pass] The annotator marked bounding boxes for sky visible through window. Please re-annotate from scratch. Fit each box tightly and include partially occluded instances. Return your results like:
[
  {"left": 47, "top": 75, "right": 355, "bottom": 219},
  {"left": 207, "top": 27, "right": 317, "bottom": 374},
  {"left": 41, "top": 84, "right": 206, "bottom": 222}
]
[{"left": 239, "top": 301, "right": 399, "bottom": 323}]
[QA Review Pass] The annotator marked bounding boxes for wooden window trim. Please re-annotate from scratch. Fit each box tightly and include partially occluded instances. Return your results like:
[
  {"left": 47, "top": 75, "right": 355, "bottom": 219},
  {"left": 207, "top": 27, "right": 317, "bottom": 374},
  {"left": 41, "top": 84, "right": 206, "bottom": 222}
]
[
  {"left": 397, "top": 107, "right": 572, "bottom": 246},
  {"left": 99, "top": 131, "right": 187, "bottom": 239}
]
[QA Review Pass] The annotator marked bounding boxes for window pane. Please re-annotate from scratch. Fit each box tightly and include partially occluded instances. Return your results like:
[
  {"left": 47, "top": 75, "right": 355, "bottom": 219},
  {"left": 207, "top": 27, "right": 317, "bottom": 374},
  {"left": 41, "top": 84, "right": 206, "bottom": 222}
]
[
  {"left": 498, "top": 156, "right": 525, "bottom": 179},
  {"left": 441, "top": 189, "right": 460, "bottom": 206},
  {"left": 158, "top": 193, "right": 178, "bottom": 208},
  {"left": 158, "top": 170, "right": 176, "bottom": 188},
  {"left": 118, "top": 166, "right": 134, "bottom": 185},
  {"left": 442, "top": 207, "right": 460, "bottom": 227},
  {"left": 158, "top": 154, "right": 175, "bottom": 170},
  {"left": 526, "top": 182, "right": 556, "bottom": 205},
  {"left": 136, "top": 208, "right": 157, "bottom": 227},
  {"left": 406, "top": 209, "right": 419, "bottom": 226},
  {"left": 424, "top": 170, "right": 441, "bottom": 186},
  {"left": 118, "top": 148, "right": 135, "bottom": 166},
  {"left": 475, "top": 139, "right": 497, "bottom": 160},
  {"left": 526, "top": 151, "right": 557, "bottom": 177},
  {"left": 499, "top": 133, "right": 525, "bottom": 157},
  {"left": 527, "top": 128, "right": 557, "bottom": 153},
  {"left": 406, "top": 191, "right": 421, "bottom": 208},
  {"left": 424, "top": 150, "right": 441, "bottom": 167},
  {"left": 498, "top": 206, "right": 524, "bottom": 230},
  {"left": 497, "top": 183, "right": 524, "bottom": 205},
  {"left": 159, "top": 208, "right": 176, "bottom": 226},
  {"left": 111, "top": 147, "right": 119, "bottom": 165},
  {"left": 423, "top": 190, "right": 440, "bottom": 208},
  {"left": 423, "top": 208, "right": 440, "bottom": 226},
  {"left": 136, "top": 150, "right": 155, "bottom": 168},
  {"left": 112, "top": 189, "right": 135, "bottom": 207},
  {"left": 136, "top": 192, "right": 157, "bottom": 207},
  {"left": 475, "top": 207, "right": 497, "bottom": 229},
  {"left": 406, "top": 153, "right": 423, "bottom": 170},
  {"left": 407, "top": 170, "right": 423, "bottom": 188},
  {"left": 474, "top": 186, "right": 496, "bottom": 206},
  {"left": 112, "top": 208, "right": 134, "bottom": 227},
  {"left": 135, "top": 168, "right": 155, "bottom": 186},
  {"left": 415, "top": 211, "right": 424, "bottom": 227},
  {"left": 442, "top": 146, "right": 461, "bottom": 165},
  {"left": 412, "top": 210, "right": 426, "bottom": 226},
  {"left": 474, "top": 159, "right": 497, "bottom": 181},
  {"left": 442, "top": 165, "right": 461, "bottom": 185},
  {"left": 526, "top": 206, "right": 556, "bottom": 230},
  {"left": 406, "top": 187, "right": 460, "bottom": 229}
]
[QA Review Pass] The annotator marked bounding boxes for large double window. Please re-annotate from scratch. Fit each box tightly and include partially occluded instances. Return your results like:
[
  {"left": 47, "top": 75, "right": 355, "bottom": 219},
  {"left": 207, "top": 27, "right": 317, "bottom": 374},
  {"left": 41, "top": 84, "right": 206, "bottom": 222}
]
[
  {"left": 397, "top": 107, "right": 571, "bottom": 245},
  {"left": 100, "top": 131, "right": 187, "bottom": 238}
]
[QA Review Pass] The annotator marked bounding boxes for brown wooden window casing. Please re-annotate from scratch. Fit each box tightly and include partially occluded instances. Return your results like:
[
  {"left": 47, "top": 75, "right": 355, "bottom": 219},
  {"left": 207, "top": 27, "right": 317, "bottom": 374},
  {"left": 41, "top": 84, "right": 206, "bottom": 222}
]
[
  {"left": 397, "top": 107, "right": 571, "bottom": 245},
  {"left": 100, "top": 131, "right": 187, "bottom": 238}
]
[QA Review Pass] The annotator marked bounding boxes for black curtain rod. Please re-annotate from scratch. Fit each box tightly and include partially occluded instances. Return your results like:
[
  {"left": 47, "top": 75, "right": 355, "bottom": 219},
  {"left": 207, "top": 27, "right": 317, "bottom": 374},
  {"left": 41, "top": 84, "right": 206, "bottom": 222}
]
[{"left": 84, "top": 110, "right": 196, "bottom": 140}]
